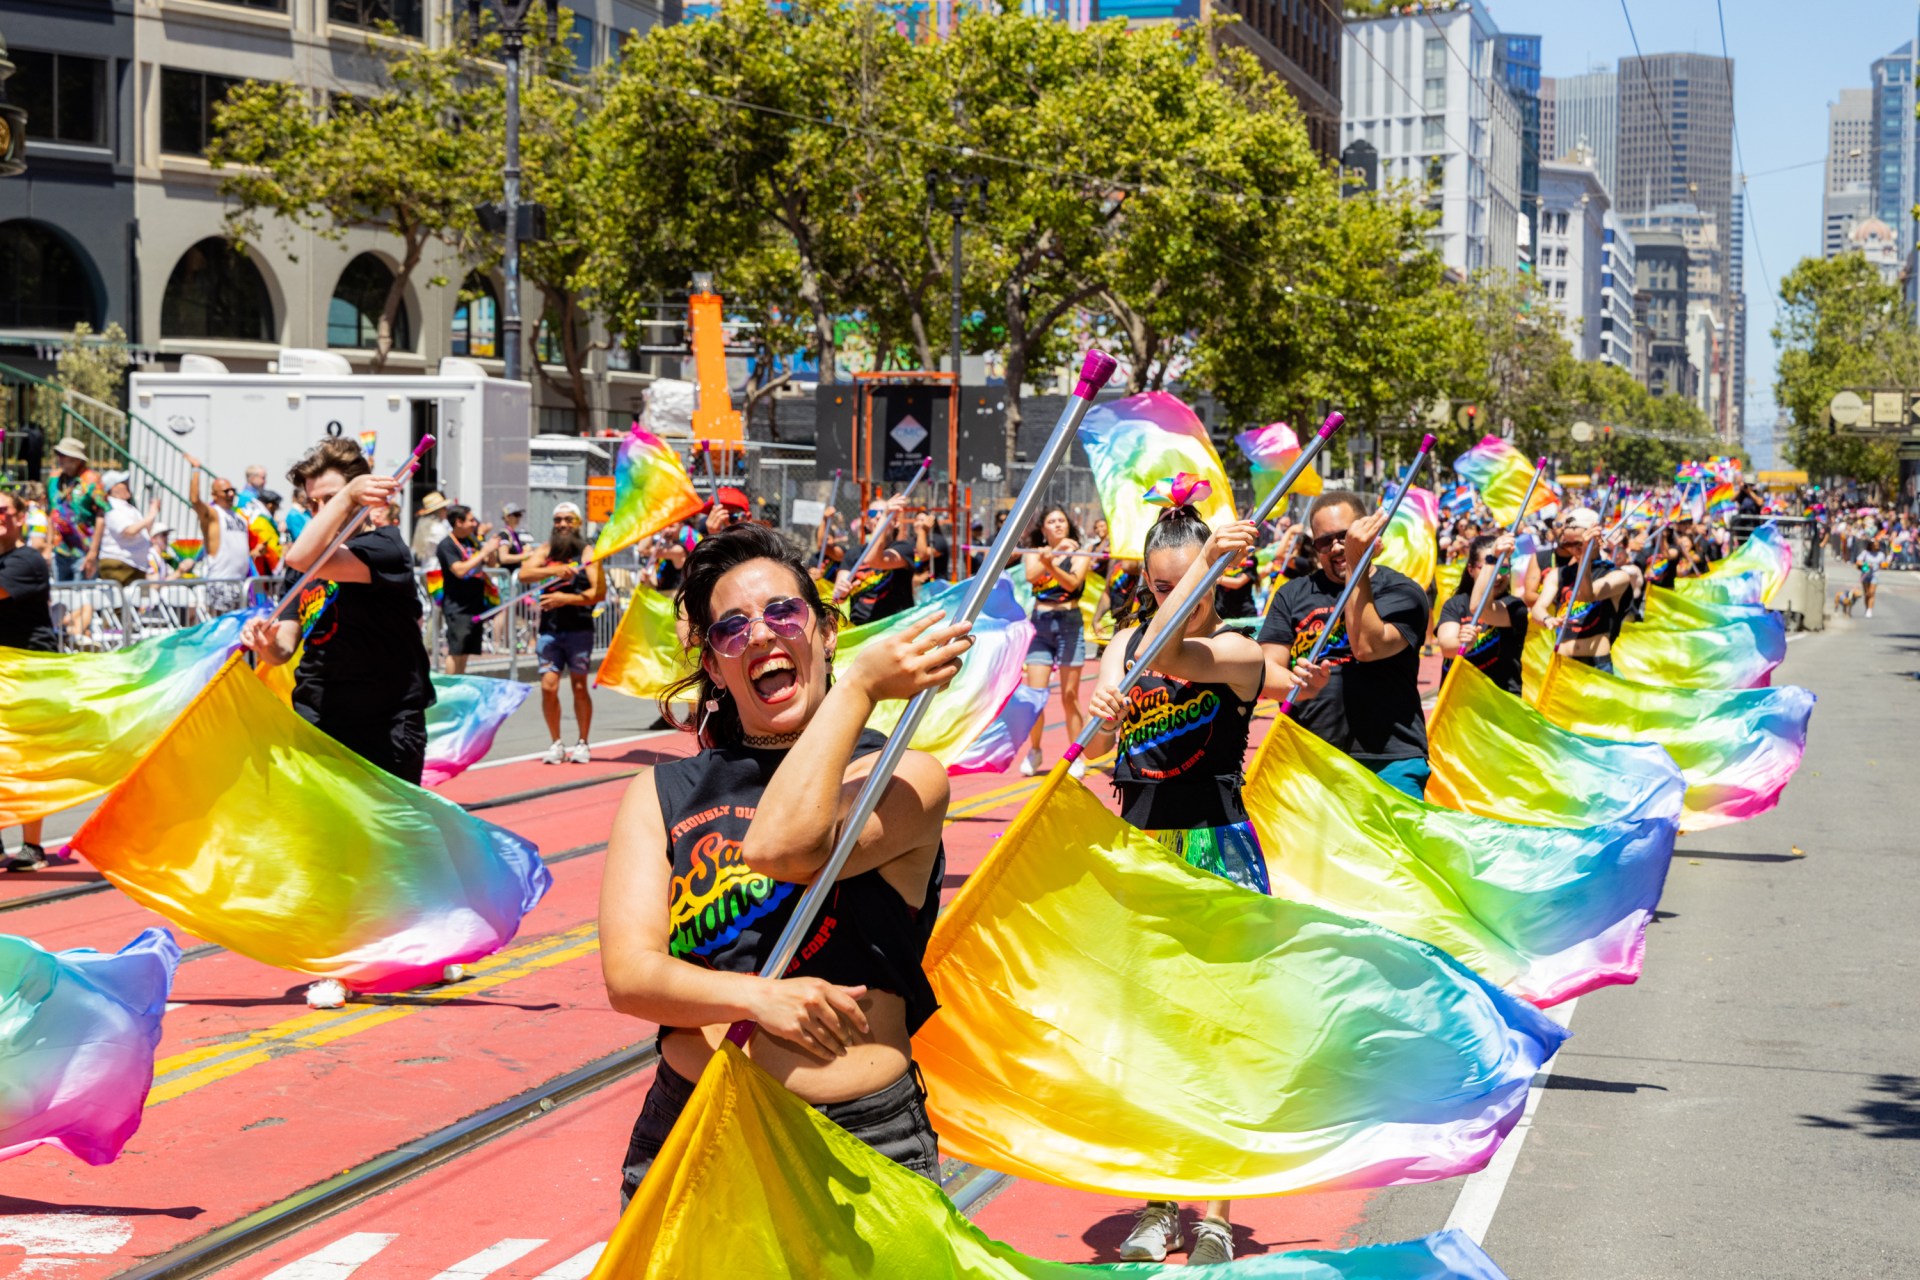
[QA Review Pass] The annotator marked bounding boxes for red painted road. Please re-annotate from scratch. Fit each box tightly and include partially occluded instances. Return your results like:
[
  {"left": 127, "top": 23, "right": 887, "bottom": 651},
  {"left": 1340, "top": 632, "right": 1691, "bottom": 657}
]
[{"left": 2, "top": 653, "right": 1445, "bottom": 1276}]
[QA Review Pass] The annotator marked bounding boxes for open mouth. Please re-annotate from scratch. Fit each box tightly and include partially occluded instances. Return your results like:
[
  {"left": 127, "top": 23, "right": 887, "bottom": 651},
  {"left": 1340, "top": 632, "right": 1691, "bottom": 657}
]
[{"left": 748, "top": 653, "right": 799, "bottom": 704}]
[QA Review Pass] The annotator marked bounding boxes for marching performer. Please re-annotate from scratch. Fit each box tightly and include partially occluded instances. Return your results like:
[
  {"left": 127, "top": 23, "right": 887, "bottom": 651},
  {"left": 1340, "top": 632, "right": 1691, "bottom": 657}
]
[{"left": 1435, "top": 531, "right": 1528, "bottom": 695}]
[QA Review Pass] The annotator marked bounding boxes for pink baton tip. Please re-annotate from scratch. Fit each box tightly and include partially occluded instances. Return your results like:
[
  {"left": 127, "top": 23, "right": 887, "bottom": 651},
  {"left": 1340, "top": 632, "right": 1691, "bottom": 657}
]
[
  {"left": 1418, "top": 432, "right": 1437, "bottom": 450},
  {"left": 1061, "top": 743, "right": 1085, "bottom": 764},
  {"left": 1536, "top": 457, "right": 1549, "bottom": 469},
  {"left": 415, "top": 434, "right": 437, "bottom": 453},
  {"left": 1073, "top": 350, "right": 1119, "bottom": 399},
  {"left": 1318, "top": 412, "right": 1346, "bottom": 438}
]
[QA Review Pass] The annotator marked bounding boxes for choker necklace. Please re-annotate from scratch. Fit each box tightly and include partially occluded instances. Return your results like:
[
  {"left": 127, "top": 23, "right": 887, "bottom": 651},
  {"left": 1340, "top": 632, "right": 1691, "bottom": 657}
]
[{"left": 742, "top": 731, "right": 803, "bottom": 749}]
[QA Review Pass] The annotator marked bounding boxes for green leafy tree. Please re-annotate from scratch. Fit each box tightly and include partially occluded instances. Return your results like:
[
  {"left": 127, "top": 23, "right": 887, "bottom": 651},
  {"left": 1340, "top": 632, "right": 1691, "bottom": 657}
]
[
  {"left": 54, "top": 322, "right": 133, "bottom": 411},
  {"left": 210, "top": 37, "right": 493, "bottom": 370},
  {"left": 1773, "top": 252, "right": 1914, "bottom": 489}
]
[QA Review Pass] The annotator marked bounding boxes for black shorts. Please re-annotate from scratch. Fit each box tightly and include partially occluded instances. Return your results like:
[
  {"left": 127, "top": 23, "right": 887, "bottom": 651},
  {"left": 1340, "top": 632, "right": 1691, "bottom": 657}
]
[
  {"left": 296, "top": 704, "right": 428, "bottom": 785},
  {"left": 620, "top": 1053, "right": 940, "bottom": 1206},
  {"left": 443, "top": 609, "right": 484, "bottom": 656}
]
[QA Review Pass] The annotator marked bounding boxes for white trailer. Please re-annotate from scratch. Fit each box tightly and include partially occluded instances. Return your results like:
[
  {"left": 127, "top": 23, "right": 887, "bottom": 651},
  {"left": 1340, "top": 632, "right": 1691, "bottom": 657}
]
[{"left": 128, "top": 350, "right": 531, "bottom": 534}]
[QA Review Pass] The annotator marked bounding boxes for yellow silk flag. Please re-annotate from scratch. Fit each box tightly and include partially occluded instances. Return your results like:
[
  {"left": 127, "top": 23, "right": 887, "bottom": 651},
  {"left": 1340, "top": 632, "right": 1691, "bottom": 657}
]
[
  {"left": 1432, "top": 561, "right": 1465, "bottom": 626},
  {"left": 0, "top": 613, "right": 248, "bottom": 826},
  {"left": 590, "top": 1042, "right": 1514, "bottom": 1280},
  {"left": 596, "top": 587, "right": 692, "bottom": 702},
  {"left": 911, "top": 768, "right": 1564, "bottom": 1199}
]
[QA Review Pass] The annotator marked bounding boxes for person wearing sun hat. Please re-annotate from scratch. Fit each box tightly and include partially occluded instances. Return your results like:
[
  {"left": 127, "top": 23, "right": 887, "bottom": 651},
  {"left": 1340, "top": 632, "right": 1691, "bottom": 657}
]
[
  {"left": 410, "top": 490, "right": 451, "bottom": 567},
  {"left": 96, "top": 471, "right": 162, "bottom": 587},
  {"left": 46, "top": 436, "right": 108, "bottom": 582}
]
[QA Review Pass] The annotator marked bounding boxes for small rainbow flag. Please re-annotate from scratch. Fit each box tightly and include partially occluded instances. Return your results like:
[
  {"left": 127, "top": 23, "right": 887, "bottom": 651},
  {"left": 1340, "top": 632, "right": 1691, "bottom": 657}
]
[
  {"left": 0, "top": 929, "right": 179, "bottom": 1166},
  {"left": 423, "top": 568, "right": 444, "bottom": 602},
  {"left": 593, "top": 426, "right": 706, "bottom": 562},
  {"left": 1454, "top": 436, "right": 1556, "bottom": 526},
  {"left": 1079, "top": 392, "right": 1236, "bottom": 559},
  {"left": 1704, "top": 481, "right": 1738, "bottom": 522},
  {"left": 358, "top": 430, "right": 377, "bottom": 465}
]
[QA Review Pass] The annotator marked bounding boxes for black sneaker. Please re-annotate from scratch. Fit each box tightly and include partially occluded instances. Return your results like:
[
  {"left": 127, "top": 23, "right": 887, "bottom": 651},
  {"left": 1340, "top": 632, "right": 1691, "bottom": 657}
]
[{"left": 4, "top": 843, "right": 49, "bottom": 872}]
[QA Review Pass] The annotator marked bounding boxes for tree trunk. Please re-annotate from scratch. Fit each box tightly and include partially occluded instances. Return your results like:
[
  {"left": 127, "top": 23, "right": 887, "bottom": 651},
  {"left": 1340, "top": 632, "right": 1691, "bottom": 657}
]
[{"left": 373, "top": 233, "right": 425, "bottom": 374}]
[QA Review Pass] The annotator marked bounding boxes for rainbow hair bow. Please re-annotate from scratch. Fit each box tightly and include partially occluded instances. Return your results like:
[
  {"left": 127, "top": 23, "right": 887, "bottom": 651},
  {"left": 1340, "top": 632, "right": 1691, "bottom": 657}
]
[{"left": 1144, "top": 473, "right": 1213, "bottom": 508}]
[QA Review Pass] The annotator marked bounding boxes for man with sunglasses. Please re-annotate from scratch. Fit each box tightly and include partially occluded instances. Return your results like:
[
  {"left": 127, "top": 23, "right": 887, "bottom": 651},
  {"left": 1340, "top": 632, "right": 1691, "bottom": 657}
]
[
  {"left": 520, "top": 503, "right": 606, "bottom": 764},
  {"left": 1531, "top": 508, "right": 1641, "bottom": 673},
  {"left": 1258, "top": 489, "right": 1432, "bottom": 798},
  {"left": 835, "top": 495, "right": 921, "bottom": 625}
]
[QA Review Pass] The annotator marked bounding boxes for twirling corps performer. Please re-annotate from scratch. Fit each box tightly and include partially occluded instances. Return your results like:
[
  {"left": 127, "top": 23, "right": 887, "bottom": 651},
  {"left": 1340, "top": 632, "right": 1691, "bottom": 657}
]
[{"left": 599, "top": 525, "right": 973, "bottom": 1206}]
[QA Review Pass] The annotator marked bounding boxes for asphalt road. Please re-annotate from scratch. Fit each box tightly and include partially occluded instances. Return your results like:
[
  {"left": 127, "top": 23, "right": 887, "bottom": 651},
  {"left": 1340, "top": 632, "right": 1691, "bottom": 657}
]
[{"left": 1361, "top": 574, "right": 1920, "bottom": 1277}]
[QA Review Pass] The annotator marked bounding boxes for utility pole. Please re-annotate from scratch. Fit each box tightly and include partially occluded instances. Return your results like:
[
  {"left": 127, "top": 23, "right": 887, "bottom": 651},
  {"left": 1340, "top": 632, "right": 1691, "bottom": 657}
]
[{"left": 469, "top": 0, "right": 556, "bottom": 385}]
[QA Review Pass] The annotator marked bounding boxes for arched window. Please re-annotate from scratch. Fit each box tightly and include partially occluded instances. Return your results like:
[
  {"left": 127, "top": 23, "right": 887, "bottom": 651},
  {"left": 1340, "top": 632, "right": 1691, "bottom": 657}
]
[
  {"left": 160, "top": 238, "right": 275, "bottom": 341},
  {"left": 327, "top": 254, "right": 412, "bottom": 350},
  {"left": 0, "top": 220, "right": 100, "bottom": 331},
  {"left": 451, "top": 273, "right": 498, "bottom": 358}
]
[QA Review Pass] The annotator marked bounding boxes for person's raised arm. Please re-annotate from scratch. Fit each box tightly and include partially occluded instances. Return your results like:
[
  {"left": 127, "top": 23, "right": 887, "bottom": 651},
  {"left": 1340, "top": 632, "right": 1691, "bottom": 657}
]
[
  {"left": 1135, "top": 520, "right": 1265, "bottom": 697},
  {"left": 744, "top": 613, "right": 970, "bottom": 887},
  {"left": 282, "top": 473, "right": 397, "bottom": 582},
  {"left": 1339, "top": 509, "right": 1411, "bottom": 662},
  {"left": 450, "top": 536, "right": 495, "bottom": 578}
]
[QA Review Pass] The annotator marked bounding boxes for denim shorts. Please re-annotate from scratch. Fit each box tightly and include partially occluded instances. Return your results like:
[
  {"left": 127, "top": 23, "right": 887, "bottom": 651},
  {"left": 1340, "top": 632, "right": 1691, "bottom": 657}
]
[
  {"left": 537, "top": 628, "right": 593, "bottom": 675},
  {"left": 620, "top": 1054, "right": 941, "bottom": 1206},
  {"left": 1572, "top": 652, "right": 1615, "bottom": 675},
  {"left": 1025, "top": 607, "right": 1082, "bottom": 670}
]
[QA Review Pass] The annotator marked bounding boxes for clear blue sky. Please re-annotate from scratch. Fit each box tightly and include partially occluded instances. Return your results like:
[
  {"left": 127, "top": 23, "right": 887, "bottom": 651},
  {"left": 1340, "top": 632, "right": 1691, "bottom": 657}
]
[{"left": 1487, "top": 0, "right": 1919, "bottom": 466}]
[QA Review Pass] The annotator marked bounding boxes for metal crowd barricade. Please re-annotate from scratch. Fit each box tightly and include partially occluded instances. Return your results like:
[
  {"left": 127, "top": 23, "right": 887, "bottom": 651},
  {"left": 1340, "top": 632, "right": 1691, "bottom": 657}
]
[
  {"left": 415, "top": 561, "right": 636, "bottom": 679},
  {"left": 44, "top": 574, "right": 280, "bottom": 653}
]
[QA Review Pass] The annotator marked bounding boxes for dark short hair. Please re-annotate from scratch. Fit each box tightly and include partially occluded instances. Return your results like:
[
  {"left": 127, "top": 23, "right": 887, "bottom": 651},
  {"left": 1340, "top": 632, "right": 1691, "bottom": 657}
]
[
  {"left": 288, "top": 437, "right": 372, "bottom": 491},
  {"left": 1307, "top": 489, "right": 1366, "bottom": 525},
  {"left": 662, "top": 524, "right": 840, "bottom": 748},
  {"left": 446, "top": 504, "right": 473, "bottom": 525}
]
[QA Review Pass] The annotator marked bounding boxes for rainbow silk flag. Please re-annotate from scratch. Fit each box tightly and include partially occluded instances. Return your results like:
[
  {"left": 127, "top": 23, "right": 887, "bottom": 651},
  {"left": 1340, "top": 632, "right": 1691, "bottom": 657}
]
[
  {"left": 1432, "top": 560, "right": 1466, "bottom": 626},
  {"left": 1080, "top": 569, "right": 1112, "bottom": 646},
  {"left": 1453, "top": 437, "right": 1555, "bottom": 526},
  {"left": 1703, "top": 523, "right": 1793, "bottom": 603},
  {"left": 0, "top": 612, "right": 252, "bottom": 827},
  {"left": 1640, "top": 583, "right": 1772, "bottom": 630},
  {"left": 837, "top": 577, "right": 1034, "bottom": 770},
  {"left": 1673, "top": 569, "right": 1767, "bottom": 606},
  {"left": 1611, "top": 606, "right": 1787, "bottom": 691},
  {"left": 72, "top": 657, "right": 552, "bottom": 993},
  {"left": 948, "top": 684, "right": 1048, "bottom": 776},
  {"left": 1247, "top": 716, "right": 1671, "bottom": 1006},
  {"left": 911, "top": 770, "right": 1565, "bottom": 1199},
  {"left": 593, "top": 426, "right": 706, "bottom": 561},
  {"left": 590, "top": 1042, "right": 1515, "bottom": 1280},
  {"left": 1522, "top": 630, "right": 1814, "bottom": 831},
  {"left": 1235, "top": 421, "right": 1324, "bottom": 506},
  {"left": 423, "top": 675, "right": 534, "bottom": 787},
  {"left": 596, "top": 587, "right": 693, "bottom": 703},
  {"left": 1079, "top": 393, "right": 1236, "bottom": 559},
  {"left": 1427, "top": 658, "right": 1687, "bottom": 831},
  {"left": 1375, "top": 486, "right": 1440, "bottom": 590},
  {"left": 0, "top": 928, "right": 179, "bottom": 1167},
  {"left": 246, "top": 513, "right": 282, "bottom": 575}
]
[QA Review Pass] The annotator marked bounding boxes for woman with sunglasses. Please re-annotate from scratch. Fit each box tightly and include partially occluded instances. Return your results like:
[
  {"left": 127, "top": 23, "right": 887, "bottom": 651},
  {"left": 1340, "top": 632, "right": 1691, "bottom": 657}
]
[
  {"left": 1085, "top": 495, "right": 1325, "bottom": 1267},
  {"left": 1019, "top": 506, "right": 1088, "bottom": 777},
  {"left": 600, "top": 525, "right": 971, "bottom": 1207},
  {"left": 1435, "top": 532, "right": 1528, "bottom": 696}
]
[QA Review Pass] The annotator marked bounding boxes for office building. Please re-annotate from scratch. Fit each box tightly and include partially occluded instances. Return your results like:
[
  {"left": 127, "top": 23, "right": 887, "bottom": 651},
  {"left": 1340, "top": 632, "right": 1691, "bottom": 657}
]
[
  {"left": 1341, "top": 1, "right": 1523, "bottom": 276},
  {"left": 1635, "top": 230, "right": 1693, "bottom": 403},
  {"left": 0, "top": 0, "right": 680, "bottom": 438},
  {"left": 1823, "top": 87, "right": 1873, "bottom": 258},
  {"left": 1500, "top": 33, "right": 1542, "bottom": 256},
  {"left": 1728, "top": 190, "right": 1745, "bottom": 444},
  {"left": 1542, "top": 68, "right": 1616, "bottom": 197},
  {"left": 1536, "top": 152, "right": 1610, "bottom": 362},
  {"left": 1870, "top": 40, "right": 1917, "bottom": 258},
  {"left": 1601, "top": 214, "right": 1637, "bottom": 376},
  {"left": 1616, "top": 53, "right": 1733, "bottom": 262}
]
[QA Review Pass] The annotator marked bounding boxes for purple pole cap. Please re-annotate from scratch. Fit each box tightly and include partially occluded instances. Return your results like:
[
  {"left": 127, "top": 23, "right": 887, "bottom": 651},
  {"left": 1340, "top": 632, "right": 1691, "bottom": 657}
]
[
  {"left": 1072, "top": 350, "right": 1119, "bottom": 400},
  {"left": 1419, "top": 432, "right": 1437, "bottom": 451},
  {"left": 412, "top": 434, "right": 437, "bottom": 457},
  {"left": 1317, "top": 411, "right": 1346, "bottom": 439},
  {"left": 1536, "top": 456, "right": 1549, "bottom": 469},
  {"left": 919, "top": 458, "right": 932, "bottom": 470}
]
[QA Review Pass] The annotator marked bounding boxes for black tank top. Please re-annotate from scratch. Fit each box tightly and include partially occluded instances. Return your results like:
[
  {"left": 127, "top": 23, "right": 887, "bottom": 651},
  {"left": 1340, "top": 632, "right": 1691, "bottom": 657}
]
[
  {"left": 1031, "top": 550, "right": 1084, "bottom": 606},
  {"left": 651, "top": 729, "right": 942, "bottom": 1034},
  {"left": 1110, "top": 626, "right": 1255, "bottom": 831},
  {"left": 1551, "top": 556, "right": 1619, "bottom": 643},
  {"left": 655, "top": 557, "right": 682, "bottom": 595},
  {"left": 540, "top": 563, "right": 594, "bottom": 634}
]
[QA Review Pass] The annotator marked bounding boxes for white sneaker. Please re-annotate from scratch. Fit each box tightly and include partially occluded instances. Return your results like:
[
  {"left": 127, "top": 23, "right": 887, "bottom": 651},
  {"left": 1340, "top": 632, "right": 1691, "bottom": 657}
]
[
  {"left": 1188, "top": 1217, "right": 1233, "bottom": 1264},
  {"left": 1067, "top": 757, "right": 1087, "bottom": 780},
  {"left": 1019, "top": 747, "right": 1042, "bottom": 777},
  {"left": 1865, "top": 608, "right": 1873, "bottom": 618},
  {"left": 541, "top": 740, "right": 566, "bottom": 765},
  {"left": 1118, "top": 1202, "right": 1181, "bottom": 1263},
  {"left": 567, "top": 740, "right": 591, "bottom": 764}
]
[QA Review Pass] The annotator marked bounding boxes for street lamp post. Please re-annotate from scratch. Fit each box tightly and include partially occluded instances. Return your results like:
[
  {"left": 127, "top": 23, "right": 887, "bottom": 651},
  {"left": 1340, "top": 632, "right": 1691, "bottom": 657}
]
[{"left": 469, "top": 0, "right": 557, "bottom": 385}]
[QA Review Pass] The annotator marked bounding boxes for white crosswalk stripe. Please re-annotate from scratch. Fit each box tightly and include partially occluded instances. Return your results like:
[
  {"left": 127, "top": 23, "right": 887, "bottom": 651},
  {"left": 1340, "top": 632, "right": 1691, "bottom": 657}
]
[
  {"left": 262, "top": 1234, "right": 397, "bottom": 1280},
  {"left": 430, "top": 1239, "right": 549, "bottom": 1278},
  {"left": 534, "top": 1243, "right": 607, "bottom": 1280}
]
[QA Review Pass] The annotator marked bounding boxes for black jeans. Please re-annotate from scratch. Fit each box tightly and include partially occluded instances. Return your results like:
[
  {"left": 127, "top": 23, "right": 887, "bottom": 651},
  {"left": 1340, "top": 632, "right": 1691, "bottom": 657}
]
[
  {"left": 620, "top": 1055, "right": 941, "bottom": 1206},
  {"left": 296, "top": 704, "right": 428, "bottom": 785}
]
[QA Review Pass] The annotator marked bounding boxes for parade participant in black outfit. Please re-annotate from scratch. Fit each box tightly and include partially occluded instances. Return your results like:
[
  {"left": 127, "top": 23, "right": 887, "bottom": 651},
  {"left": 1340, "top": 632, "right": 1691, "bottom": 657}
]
[
  {"left": 520, "top": 503, "right": 606, "bottom": 765},
  {"left": 434, "top": 504, "right": 501, "bottom": 675},
  {"left": 0, "top": 490, "right": 58, "bottom": 870},
  {"left": 243, "top": 438, "right": 435, "bottom": 784},
  {"left": 1435, "top": 532, "right": 1528, "bottom": 696},
  {"left": 600, "top": 524, "right": 970, "bottom": 1205},
  {"left": 1018, "top": 505, "right": 1088, "bottom": 778},
  {"left": 1087, "top": 502, "right": 1319, "bottom": 1266},
  {"left": 1532, "top": 508, "right": 1642, "bottom": 674},
  {"left": 836, "top": 495, "right": 918, "bottom": 625},
  {"left": 1258, "top": 489, "right": 1430, "bottom": 798}
]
